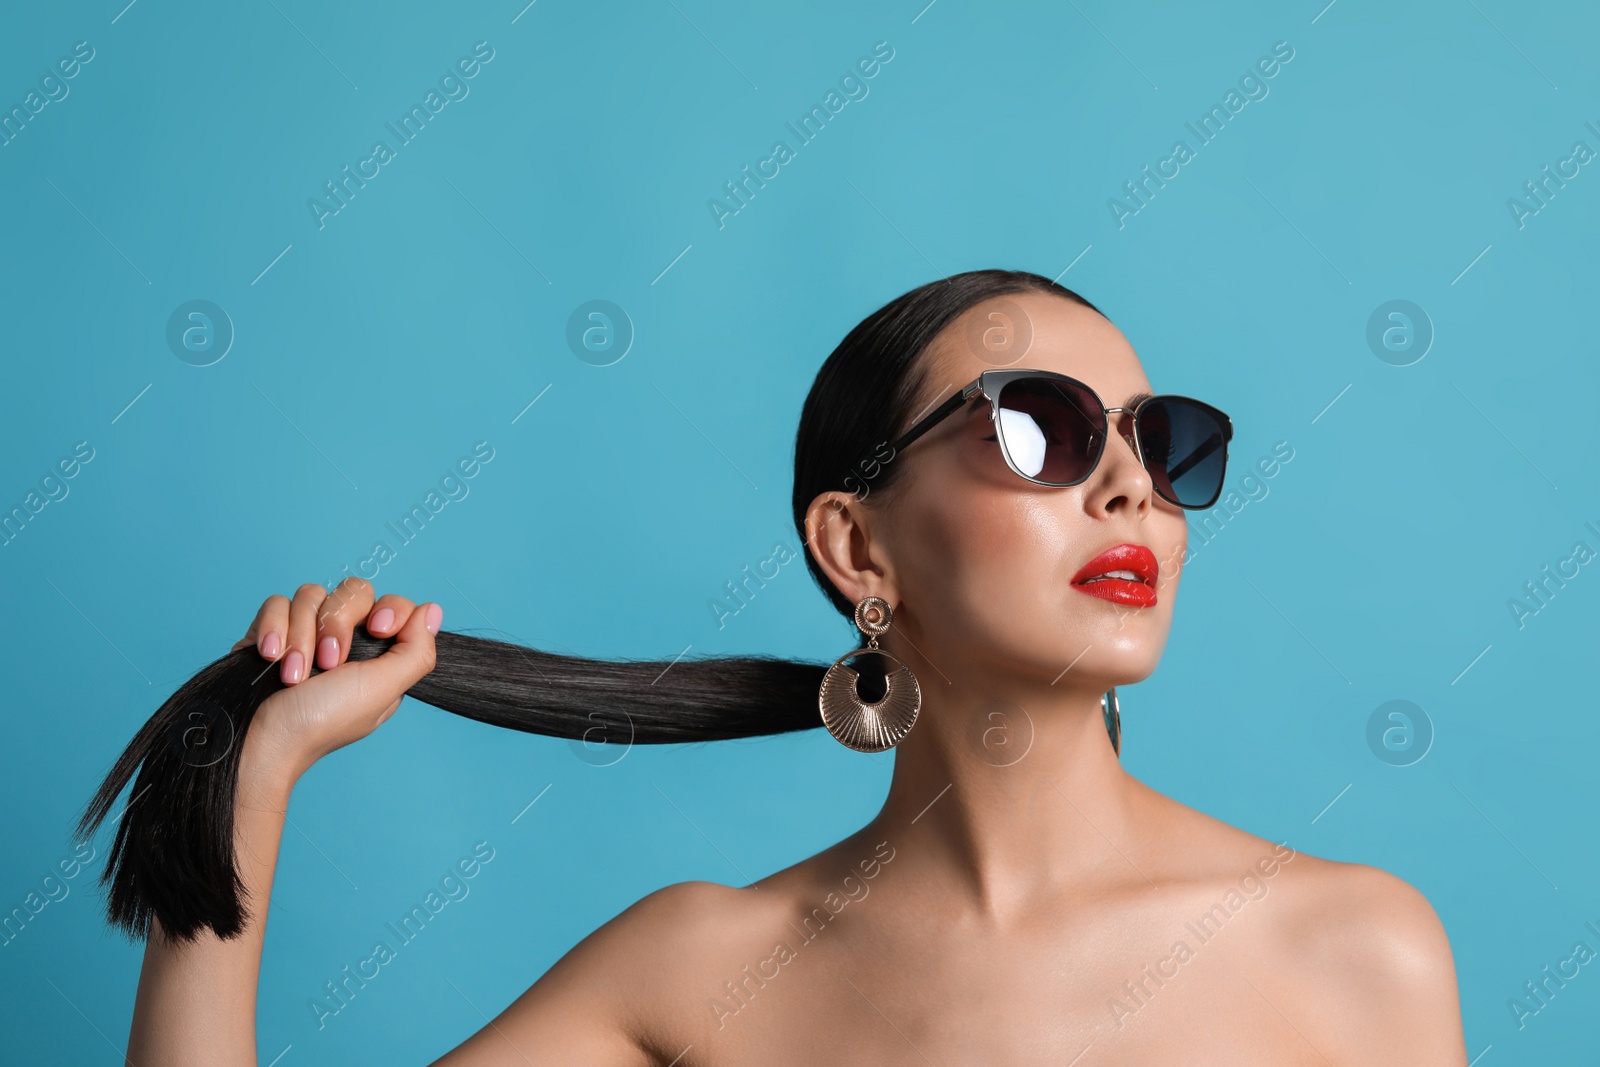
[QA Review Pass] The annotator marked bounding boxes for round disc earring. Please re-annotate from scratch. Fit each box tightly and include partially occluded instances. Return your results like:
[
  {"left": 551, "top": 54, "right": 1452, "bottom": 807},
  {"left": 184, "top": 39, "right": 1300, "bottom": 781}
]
[{"left": 818, "top": 596, "right": 922, "bottom": 753}]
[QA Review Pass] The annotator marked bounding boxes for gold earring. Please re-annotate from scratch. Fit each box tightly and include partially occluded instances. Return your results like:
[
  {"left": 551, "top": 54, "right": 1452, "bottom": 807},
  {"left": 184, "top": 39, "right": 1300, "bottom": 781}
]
[{"left": 819, "top": 596, "right": 922, "bottom": 752}]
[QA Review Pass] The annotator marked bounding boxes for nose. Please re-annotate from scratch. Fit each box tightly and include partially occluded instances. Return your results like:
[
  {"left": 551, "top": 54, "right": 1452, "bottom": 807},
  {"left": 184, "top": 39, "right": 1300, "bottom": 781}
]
[{"left": 1084, "top": 410, "right": 1154, "bottom": 518}]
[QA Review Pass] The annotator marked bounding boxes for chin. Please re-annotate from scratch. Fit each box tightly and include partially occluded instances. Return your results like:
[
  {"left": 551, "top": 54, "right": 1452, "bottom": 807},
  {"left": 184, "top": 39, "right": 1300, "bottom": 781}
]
[{"left": 1058, "top": 631, "right": 1168, "bottom": 685}]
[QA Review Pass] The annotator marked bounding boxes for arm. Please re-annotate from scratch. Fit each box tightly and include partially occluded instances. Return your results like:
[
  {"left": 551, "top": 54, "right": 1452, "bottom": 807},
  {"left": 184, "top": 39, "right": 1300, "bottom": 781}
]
[
  {"left": 126, "top": 580, "right": 439, "bottom": 1065},
  {"left": 124, "top": 727, "right": 295, "bottom": 1065},
  {"left": 124, "top": 579, "right": 662, "bottom": 1066}
]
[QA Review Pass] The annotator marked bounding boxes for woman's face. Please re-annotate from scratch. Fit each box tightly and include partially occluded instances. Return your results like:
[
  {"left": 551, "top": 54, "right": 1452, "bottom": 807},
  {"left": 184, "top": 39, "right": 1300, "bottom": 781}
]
[{"left": 858, "top": 292, "right": 1189, "bottom": 692}]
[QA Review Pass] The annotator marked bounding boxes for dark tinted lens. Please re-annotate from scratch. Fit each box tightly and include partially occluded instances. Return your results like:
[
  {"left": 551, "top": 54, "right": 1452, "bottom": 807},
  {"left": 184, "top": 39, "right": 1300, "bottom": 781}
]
[
  {"left": 1137, "top": 398, "right": 1229, "bottom": 507},
  {"left": 995, "top": 376, "right": 1106, "bottom": 484}
]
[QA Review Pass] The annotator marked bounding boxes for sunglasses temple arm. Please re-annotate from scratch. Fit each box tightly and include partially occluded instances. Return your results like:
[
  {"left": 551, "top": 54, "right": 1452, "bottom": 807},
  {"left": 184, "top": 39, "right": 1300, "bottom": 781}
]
[
  {"left": 1164, "top": 431, "right": 1225, "bottom": 483},
  {"left": 888, "top": 391, "right": 972, "bottom": 455}
]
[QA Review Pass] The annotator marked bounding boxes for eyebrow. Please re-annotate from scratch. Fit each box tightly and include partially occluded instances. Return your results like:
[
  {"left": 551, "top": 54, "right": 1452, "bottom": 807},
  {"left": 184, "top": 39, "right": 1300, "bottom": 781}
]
[{"left": 1120, "top": 391, "right": 1155, "bottom": 410}]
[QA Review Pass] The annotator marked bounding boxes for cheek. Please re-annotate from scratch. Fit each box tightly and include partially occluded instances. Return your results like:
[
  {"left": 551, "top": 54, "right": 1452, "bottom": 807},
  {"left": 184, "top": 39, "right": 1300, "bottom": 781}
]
[
  {"left": 892, "top": 475, "right": 1186, "bottom": 673},
  {"left": 897, "top": 486, "right": 1070, "bottom": 635},
  {"left": 972, "top": 499, "right": 1090, "bottom": 632}
]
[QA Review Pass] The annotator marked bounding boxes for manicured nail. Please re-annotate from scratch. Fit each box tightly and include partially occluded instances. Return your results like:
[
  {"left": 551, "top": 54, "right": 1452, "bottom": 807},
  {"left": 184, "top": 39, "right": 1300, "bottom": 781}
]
[
  {"left": 317, "top": 635, "right": 340, "bottom": 669},
  {"left": 260, "top": 631, "right": 281, "bottom": 659},
  {"left": 425, "top": 603, "right": 443, "bottom": 635},
  {"left": 283, "top": 650, "right": 304, "bottom": 685},
  {"left": 370, "top": 607, "right": 394, "bottom": 634}
]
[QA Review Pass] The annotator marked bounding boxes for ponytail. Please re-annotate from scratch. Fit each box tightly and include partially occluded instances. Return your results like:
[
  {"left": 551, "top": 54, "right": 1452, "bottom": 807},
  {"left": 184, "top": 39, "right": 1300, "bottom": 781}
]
[
  {"left": 75, "top": 628, "right": 827, "bottom": 944},
  {"left": 77, "top": 266, "right": 1115, "bottom": 947}
]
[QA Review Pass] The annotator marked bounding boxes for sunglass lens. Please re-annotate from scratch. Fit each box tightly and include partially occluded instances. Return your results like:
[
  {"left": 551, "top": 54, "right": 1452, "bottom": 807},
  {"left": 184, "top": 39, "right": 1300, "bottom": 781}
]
[
  {"left": 995, "top": 377, "right": 1105, "bottom": 484},
  {"left": 1139, "top": 398, "right": 1229, "bottom": 508}
]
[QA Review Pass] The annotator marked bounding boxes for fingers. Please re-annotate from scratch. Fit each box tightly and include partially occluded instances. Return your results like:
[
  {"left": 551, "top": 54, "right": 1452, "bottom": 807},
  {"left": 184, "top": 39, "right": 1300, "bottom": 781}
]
[
  {"left": 250, "top": 581, "right": 417, "bottom": 684},
  {"left": 235, "top": 595, "right": 290, "bottom": 659},
  {"left": 364, "top": 592, "right": 418, "bottom": 642},
  {"left": 367, "top": 601, "right": 443, "bottom": 726},
  {"left": 313, "top": 577, "right": 377, "bottom": 671},
  {"left": 282, "top": 584, "right": 328, "bottom": 685}
]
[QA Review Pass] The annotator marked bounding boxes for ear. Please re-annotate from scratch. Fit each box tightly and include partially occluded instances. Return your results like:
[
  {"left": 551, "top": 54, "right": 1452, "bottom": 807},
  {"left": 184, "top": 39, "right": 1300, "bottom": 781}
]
[{"left": 803, "top": 490, "right": 897, "bottom": 608}]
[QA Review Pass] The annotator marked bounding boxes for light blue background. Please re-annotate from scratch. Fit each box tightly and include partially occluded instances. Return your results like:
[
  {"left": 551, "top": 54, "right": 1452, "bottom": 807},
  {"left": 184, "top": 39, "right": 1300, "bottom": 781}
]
[{"left": 2, "top": 0, "right": 1597, "bottom": 1061}]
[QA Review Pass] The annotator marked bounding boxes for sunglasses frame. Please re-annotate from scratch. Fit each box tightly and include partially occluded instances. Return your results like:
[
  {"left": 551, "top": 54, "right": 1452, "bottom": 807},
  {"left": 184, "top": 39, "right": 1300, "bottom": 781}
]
[{"left": 879, "top": 368, "right": 1235, "bottom": 510}]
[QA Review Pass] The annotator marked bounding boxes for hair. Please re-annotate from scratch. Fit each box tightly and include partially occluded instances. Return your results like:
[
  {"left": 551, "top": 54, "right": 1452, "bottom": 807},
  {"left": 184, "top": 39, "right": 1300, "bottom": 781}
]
[{"left": 76, "top": 269, "right": 1108, "bottom": 944}]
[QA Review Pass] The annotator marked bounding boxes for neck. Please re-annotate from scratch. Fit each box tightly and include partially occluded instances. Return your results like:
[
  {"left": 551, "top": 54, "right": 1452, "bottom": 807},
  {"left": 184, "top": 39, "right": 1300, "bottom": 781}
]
[{"left": 866, "top": 673, "right": 1143, "bottom": 917}]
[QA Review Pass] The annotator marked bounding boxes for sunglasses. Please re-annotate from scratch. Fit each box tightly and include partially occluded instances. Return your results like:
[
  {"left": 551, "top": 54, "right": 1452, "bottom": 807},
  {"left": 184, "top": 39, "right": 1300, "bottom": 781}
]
[{"left": 855, "top": 369, "right": 1235, "bottom": 510}]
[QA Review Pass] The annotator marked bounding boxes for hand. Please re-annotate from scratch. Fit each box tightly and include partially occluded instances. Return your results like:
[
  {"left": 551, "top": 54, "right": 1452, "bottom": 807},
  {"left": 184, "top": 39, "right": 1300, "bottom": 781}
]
[{"left": 231, "top": 578, "right": 442, "bottom": 783}]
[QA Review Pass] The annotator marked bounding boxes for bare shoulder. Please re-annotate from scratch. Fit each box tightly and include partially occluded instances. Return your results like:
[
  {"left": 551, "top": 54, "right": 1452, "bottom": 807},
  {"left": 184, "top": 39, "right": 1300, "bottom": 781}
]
[
  {"left": 1264, "top": 854, "right": 1467, "bottom": 1061},
  {"left": 528, "top": 878, "right": 788, "bottom": 1021},
  {"left": 1138, "top": 783, "right": 1457, "bottom": 978},
  {"left": 1153, "top": 789, "right": 1459, "bottom": 996},
  {"left": 1135, "top": 785, "right": 1466, "bottom": 1061},
  {"left": 1274, "top": 854, "right": 1450, "bottom": 961},
  {"left": 432, "top": 879, "right": 786, "bottom": 1066},
  {"left": 606, "top": 877, "right": 776, "bottom": 948}
]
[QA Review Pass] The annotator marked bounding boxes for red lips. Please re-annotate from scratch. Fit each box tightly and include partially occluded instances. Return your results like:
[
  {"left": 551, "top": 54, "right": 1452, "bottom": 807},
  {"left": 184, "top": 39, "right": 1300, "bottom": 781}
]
[{"left": 1071, "top": 543, "right": 1159, "bottom": 608}]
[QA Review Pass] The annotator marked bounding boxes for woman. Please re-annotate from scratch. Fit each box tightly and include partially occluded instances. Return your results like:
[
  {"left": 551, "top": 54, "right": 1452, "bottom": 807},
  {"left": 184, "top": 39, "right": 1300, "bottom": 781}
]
[{"left": 122, "top": 269, "right": 1467, "bottom": 1064}]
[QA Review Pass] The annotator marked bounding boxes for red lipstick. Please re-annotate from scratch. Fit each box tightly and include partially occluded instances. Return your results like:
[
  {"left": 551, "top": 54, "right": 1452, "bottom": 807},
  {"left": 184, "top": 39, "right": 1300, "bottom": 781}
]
[{"left": 1071, "top": 543, "right": 1159, "bottom": 608}]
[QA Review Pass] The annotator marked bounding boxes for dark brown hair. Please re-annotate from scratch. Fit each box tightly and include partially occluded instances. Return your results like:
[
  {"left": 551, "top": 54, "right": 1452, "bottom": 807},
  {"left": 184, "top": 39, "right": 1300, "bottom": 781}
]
[{"left": 77, "top": 269, "right": 1105, "bottom": 943}]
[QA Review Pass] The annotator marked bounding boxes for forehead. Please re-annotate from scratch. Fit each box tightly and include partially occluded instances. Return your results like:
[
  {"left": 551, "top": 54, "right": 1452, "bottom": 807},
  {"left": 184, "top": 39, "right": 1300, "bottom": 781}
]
[{"left": 916, "top": 292, "right": 1151, "bottom": 410}]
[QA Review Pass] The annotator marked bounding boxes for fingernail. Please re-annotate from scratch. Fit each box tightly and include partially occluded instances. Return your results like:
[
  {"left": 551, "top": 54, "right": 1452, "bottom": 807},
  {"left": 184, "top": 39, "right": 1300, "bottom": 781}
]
[
  {"left": 370, "top": 607, "right": 394, "bottom": 633},
  {"left": 283, "top": 650, "right": 304, "bottom": 685},
  {"left": 425, "top": 603, "right": 443, "bottom": 635},
  {"left": 317, "top": 635, "right": 340, "bottom": 669},
  {"left": 260, "top": 631, "right": 281, "bottom": 659}
]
